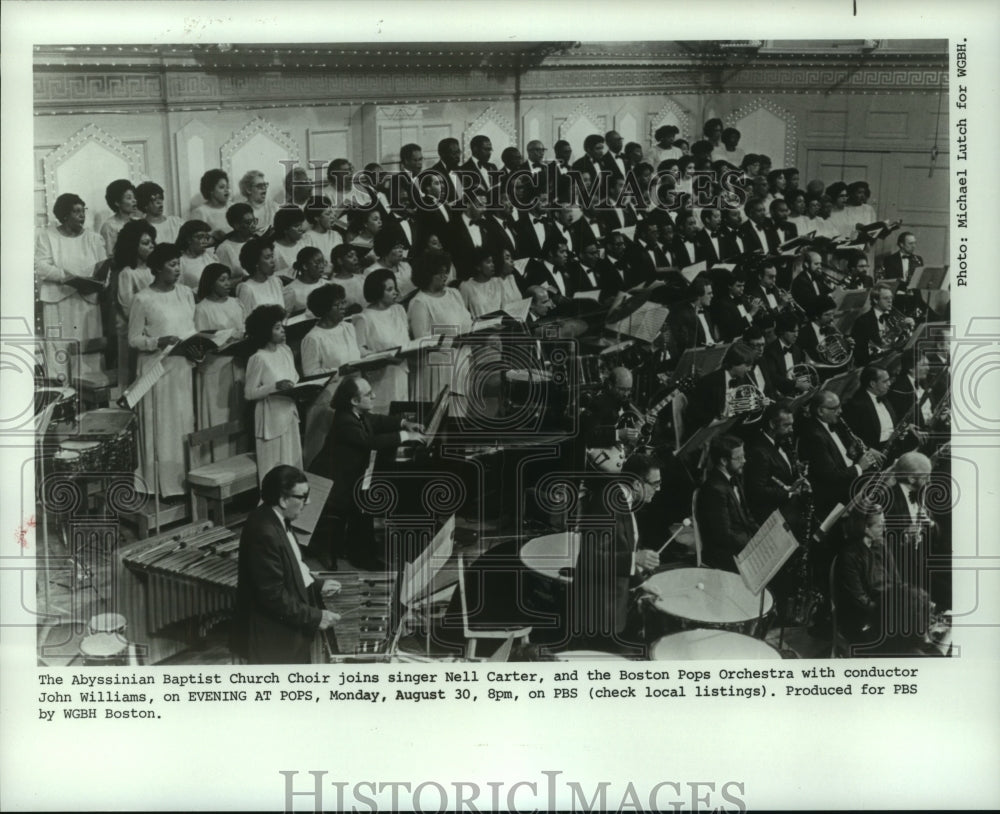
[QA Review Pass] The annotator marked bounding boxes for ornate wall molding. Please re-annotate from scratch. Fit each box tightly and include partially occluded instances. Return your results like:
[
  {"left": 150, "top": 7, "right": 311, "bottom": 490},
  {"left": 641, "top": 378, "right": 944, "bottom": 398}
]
[
  {"left": 463, "top": 106, "right": 517, "bottom": 154},
  {"left": 729, "top": 98, "right": 799, "bottom": 167},
  {"left": 649, "top": 99, "right": 692, "bottom": 144},
  {"left": 42, "top": 124, "right": 147, "bottom": 226},
  {"left": 219, "top": 116, "right": 301, "bottom": 180}
]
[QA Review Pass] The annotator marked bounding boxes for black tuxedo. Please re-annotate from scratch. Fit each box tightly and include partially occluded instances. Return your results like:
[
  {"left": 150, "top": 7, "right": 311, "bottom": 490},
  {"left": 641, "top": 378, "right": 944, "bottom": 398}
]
[
  {"left": 790, "top": 270, "right": 831, "bottom": 313},
  {"left": 797, "top": 321, "right": 823, "bottom": 364},
  {"left": 881, "top": 251, "right": 923, "bottom": 283},
  {"left": 232, "top": 505, "right": 325, "bottom": 664},
  {"left": 739, "top": 220, "right": 778, "bottom": 254},
  {"left": 695, "top": 469, "right": 758, "bottom": 572},
  {"left": 671, "top": 237, "right": 699, "bottom": 269},
  {"left": 571, "top": 154, "right": 606, "bottom": 182},
  {"left": 888, "top": 372, "right": 935, "bottom": 433},
  {"left": 523, "top": 258, "right": 575, "bottom": 300},
  {"left": 567, "top": 262, "right": 601, "bottom": 294},
  {"left": 514, "top": 210, "right": 551, "bottom": 259},
  {"left": 695, "top": 230, "right": 726, "bottom": 265},
  {"left": 710, "top": 294, "right": 752, "bottom": 342},
  {"left": 843, "top": 389, "right": 898, "bottom": 452},
  {"left": 413, "top": 198, "right": 454, "bottom": 248},
  {"left": 573, "top": 215, "right": 606, "bottom": 250},
  {"left": 626, "top": 238, "right": 668, "bottom": 282},
  {"left": 460, "top": 157, "right": 499, "bottom": 196},
  {"left": 773, "top": 220, "right": 799, "bottom": 246},
  {"left": 601, "top": 203, "right": 639, "bottom": 234},
  {"left": 744, "top": 283, "right": 783, "bottom": 321},
  {"left": 796, "top": 416, "right": 860, "bottom": 518},
  {"left": 381, "top": 211, "right": 422, "bottom": 257},
  {"left": 744, "top": 431, "right": 798, "bottom": 525},
  {"left": 601, "top": 151, "right": 628, "bottom": 180},
  {"left": 760, "top": 338, "right": 806, "bottom": 396},
  {"left": 310, "top": 409, "right": 404, "bottom": 565},
  {"left": 480, "top": 214, "right": 520, "bottom": 258},
  {"left": 668, "top": 302, "right": 720, "bottom": 356},
  {"left": 596, "top": 255, "right": 642, "bottom": 299},
  {"left": 448, "top": 214, "right": 493, "bottom": 278},
  {"left": 850, "top": 309, "right": 885, "bottom": 365}
]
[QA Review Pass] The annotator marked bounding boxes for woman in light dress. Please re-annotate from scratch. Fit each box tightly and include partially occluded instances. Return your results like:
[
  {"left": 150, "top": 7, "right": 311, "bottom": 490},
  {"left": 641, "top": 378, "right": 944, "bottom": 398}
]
[
  {"left": 191, "top": 169, "right": 231, "bottom": 243},
  {"left": 112, "top": 219, "right": 157, "bottom": 387},
  {"left": 283, "top": 246, "right": 329, "bottom": 314},
  {"left": 127, "top": 244, "right": 196, "bottom": 498},
  {"left": 136, "top": 181, "right": 184, "bottom": 247},
  {"left": 459, "top": 247, "right": 504, "bottom": 318},
  {"left": 301, "top": 195, "right": 343, "bottom": 260},
  {"left": 176, "top": 219, "right": 219, "bottom": 290},
  {"left": 236, "top": 237, "right": 284, "bottom": 316},
  {"left": 354, "top": 268, "right": 410, "bottom": 413},
  {"left": 365, "top": 230, "right": 414, "bottom": 300},
  {"left": 300, "top": 284, "right": 358, "bottom": 467},
  {"left": 408, "top": 251, "right": 473, "bottom": 417},
  {"left": 271, "top": 206, "right": 309, "bottom": 277},
  {"left": 243, "top": 304, "right": 302, "bottom": 486},
  {"left": 214, "top": 202, "right": 257, "bottom": 282},
  {"left": 237, "top": 170, "right": 278, "bottom": 235},
  {"left": 193, "top": 263, "right": 246, "bottom": 462},
  {"left": 344, "top": 207, "right": 382, "bottom": 267},
  {"left": 825, "top": 181, "right": 855, "bottom": 239},
  {"left": 34, "top": 192, "right": 108, "bottom": 382},
  {"left": 98, "top": 179, "right": 139, "bottom": 256},
  {"left": 330, "top": 244, "right": 367, "bottom": 311}
]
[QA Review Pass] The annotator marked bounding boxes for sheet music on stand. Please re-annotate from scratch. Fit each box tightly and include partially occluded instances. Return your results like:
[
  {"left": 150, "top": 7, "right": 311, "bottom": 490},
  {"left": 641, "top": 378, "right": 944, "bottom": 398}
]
[
  {"left": 905, "top": 320, "right": 950, "bottom": 352},
  {"left": 680, "top": 261, "right": 706, "bottom": 283},
  {"left": 502, "top": 297, "right": 532, "bottom": 322},
  {"left": 606, "top": 301, "right": 669, "bottom": 344},
  {"left": 512, "top": 257, "right": 531, "bottom": 275},
  {"left": 908, "top": 266, "right": 947, "bottom": 291},
  {"left": 676, "top": 415, "right": 740, "bottom": 461},
  {"left": 673, "top": 341, "right": 733, "bottom": 379},
  {"left": 734, "top": 509, "right": 800, "bottom": 596},
  {"left": 399, "top": 515, "right": 455, "bottom": 609},
  {"left": 118, "top": 342, "right": 173, "bottom": 409}
]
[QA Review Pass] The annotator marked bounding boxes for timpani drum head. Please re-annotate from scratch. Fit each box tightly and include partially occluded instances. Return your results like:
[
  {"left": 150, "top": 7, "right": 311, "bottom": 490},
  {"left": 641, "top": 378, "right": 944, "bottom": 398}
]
[
  {"left": 80, "top": 632, "right": 128, "bottom": 664},
  {"left": 650, "top": 629, "right": 782, "bottom": 660},
  {"left": 520, "top": 532, "right": 580, "bottom": 583},
  {"left": 641, "top": 568, "right": 774, "bottom": 626},
  {"left": 88, "top": 612, "right": 127, "bottom": 635}
]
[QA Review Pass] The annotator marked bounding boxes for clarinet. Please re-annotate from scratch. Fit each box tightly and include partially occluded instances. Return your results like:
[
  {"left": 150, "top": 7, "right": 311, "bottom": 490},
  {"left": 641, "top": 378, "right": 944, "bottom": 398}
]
[{"left": 786, "top": 456, "right": 822, "bottom": 626}]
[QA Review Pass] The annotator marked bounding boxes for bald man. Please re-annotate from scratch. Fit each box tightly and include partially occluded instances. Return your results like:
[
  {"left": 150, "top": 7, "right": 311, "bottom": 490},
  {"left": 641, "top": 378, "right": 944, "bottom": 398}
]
[
  {"left": 790, "top": 250, "right": 833, "bottom": 313},
  {"left": 581, "top": 366, "right": 639, "bottom": 449}
]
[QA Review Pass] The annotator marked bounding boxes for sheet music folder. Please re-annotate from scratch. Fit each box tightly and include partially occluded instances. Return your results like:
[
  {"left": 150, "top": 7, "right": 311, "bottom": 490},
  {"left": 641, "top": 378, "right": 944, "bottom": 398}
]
[{"left": 735, "top": 509, "right": 800, "bottom": 596}]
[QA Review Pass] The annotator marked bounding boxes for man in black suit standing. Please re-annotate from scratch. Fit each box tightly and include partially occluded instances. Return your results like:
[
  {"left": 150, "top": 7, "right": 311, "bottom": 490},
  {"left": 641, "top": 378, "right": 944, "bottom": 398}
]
[
  {"left": 694, "top": 434, "right": 759, "bottom": 572},
  {"left": 601, "top": 130, "right": 628, "bottom": 181},
  {"left": 571, "top": 134, "right": 607, "bottom": 184},
  {"left": 232, "top": 465, "right": 341, "bottom": 664},
  {"left": 842, "top": 365, "right": 899, "bottom": 453},
  {"left": 448, "top": 195, "right": 492, "bottom": 276},
  {"left": 671, "top": 211, "right": 700, "bottom": 268},
  {"left": 695, "top": 208, "right": 727, "bottom": 266},
  {"left": 461, "top": 135, "right": 498, "bottom": 197},
  {"left": 310, "top": 377, "right": 426, "bottom": 569},
  {"left": 769, "top": 198, "right": 798, "bottom": 245},
  {"left": 397, "top": 142, "right": 424, "bottom": 202},
  {"left": 667, "top": 276, "right": 720, "bottom": 357},
  {"left": 596, "top": 230, "right": 642, "bottom": 299},
  {"left": 422, "top": 137, "right": 465, "bottom": 205},
  {"left": 739, "top": 197, "right": 778, "bottom": 254},
  {"left": 521, "top": 140, "right": 549, "bottom": 197},
  {"left": 880, "top": 231, "right": 923, "bottom": 284}
]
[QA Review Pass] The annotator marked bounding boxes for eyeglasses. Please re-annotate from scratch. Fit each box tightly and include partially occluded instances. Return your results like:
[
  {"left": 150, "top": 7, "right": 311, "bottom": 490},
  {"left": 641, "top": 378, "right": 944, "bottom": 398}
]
[
  {"left": 644, "top": 479, "right": 662, "bottom": 489},
  {"left": 287, "top": 491, "right": 310, "bottom": 504}
]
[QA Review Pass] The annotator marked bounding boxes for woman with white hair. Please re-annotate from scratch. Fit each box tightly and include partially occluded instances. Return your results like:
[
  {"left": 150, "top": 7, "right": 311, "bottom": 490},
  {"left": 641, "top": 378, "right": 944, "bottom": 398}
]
[{"left": 238, "top": 169, "right": 278, "bottom": 234}]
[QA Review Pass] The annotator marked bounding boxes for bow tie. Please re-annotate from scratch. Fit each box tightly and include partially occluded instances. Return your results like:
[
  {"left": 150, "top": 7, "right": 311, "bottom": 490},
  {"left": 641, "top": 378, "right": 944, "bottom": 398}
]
[
  {"left": 533, "top": 217, "right": 546, "bottom": 224},
  {"left": 781, "top": 345, "right": 792, "bottom": 353},
  {"left": 875, "top": 395, "right": 886, "bottom": 404},
  {"left": 531, "top": 163, "right": 543, "bottom": 170}
]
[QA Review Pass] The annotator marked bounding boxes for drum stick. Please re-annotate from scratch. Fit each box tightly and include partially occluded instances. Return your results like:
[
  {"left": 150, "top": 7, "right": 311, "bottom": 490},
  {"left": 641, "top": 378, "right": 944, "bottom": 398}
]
[{"left": 656, "top": 518, "right": 692, "bottom": 555}]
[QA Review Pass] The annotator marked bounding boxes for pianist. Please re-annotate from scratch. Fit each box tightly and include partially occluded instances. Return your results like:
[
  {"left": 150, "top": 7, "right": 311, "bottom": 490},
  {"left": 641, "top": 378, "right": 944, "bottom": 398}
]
[
  {"left": 232, "top": 464, "right": 340, "bottom": 665},
  {"left": 309, "top": 377, "right": 427, "bottom": 570}
]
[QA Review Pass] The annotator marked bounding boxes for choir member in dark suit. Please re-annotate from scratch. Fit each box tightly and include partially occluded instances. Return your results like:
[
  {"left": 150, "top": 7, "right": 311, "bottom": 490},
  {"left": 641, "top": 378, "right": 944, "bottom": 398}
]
[
  {"left": 568, "top": 241, "right": 602, "bottom": 294},
  {"left": 842, "top": 365, "right": 898, "bottom": 453},
  {"left": 481, "top": 196, "right": 522, "bottom": 260},
  {"left": 694, "top": 434, "right": 759, "bottom": 572},
  {"left": 413, "top": 173, "right": 454, "bottom": 249},
  {"left": 380, "top": 183, "right": 423, "bottom": 257},
  {"left": 420, "top": 137, "right": 464, "bottom": 205},
  {"left": 790, "top": 250, "right": 832, "bottom": 314},
  {"left": 718, "top": 205, "right": 746, "bottom": 255},
  {"left": 739, "top": 197, "right": 778, "bottom": 254},
  {"left": 796, "top": 389, "right": 883, "bottom": 519},
  {"left": 769, "top": 198, "right": 798, "bottom": 245},
  {"left": 447, "top": 195, "right": 492, "bottom": 278},
  {"left": 667, "top": 276, "right": 720, "bottom": 357},
  {"left": 232, "top": 465, "right": 340, "bottom": 664},
  {"left": 743, "top": 401, "right": 800, "bottom": 525},
  {"left": 626, "top": 220, "right": 668, "bottom": 283},
  {"left": 880, "top": 231, "right": 923, "bottom": 284},
  {"left": 549, "top": 204, "right": 579, "bottom": 257},
  {"left": 671, "top": 211, "right": 701, "bottom": 268},
  {"left": 498, "top": 146, "right": 525, "bottom": 191},
  {"left": 397, "top": 143, "right": 424, "bottom": 202},
  {"left": 760, "top": 313, "right": 809, "bottom": 397},
  {"left": 460, "top": 135, "right": 499, "bottom": 197},
  {"left": 596, "top": 231, "right": 642, "bottom": 299},
  {"left": 520, "top": 140, "right": 549, "bottom": 198},
  {"left": 524, "top": 236, "right": 574, "bottom": 305},
  {"left": 571, "top": 134, "right": 607, "bottom": 184},
  {"left": 695, "top": 208, "right": 727, "bottom": 265},
  {"left": 309, "top": 377, "right": 426, "bottom": 569},
  {"left": 601, "top": 176, "right": 641, "bottom": 234},
  {"left": 573, "top": 205, "right": 607, "bottom": 251},
  {"left": 685, "top": 342, "right": 756, "bottom": 430},
  {"left": 513, "top": 197, "right": 551, "bottom": 260},
  {"left": 601, "top": 130, "right": 628, "bottom": 181}
]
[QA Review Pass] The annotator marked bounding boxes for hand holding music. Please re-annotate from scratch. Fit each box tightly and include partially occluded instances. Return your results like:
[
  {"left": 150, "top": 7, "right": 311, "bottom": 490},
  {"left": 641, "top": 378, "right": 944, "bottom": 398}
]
[
  {"left": 157, "top": 335, "right": 181, "bottom": 349},
  {"left": 635, "top": 549, "right": 660, "bottom": 573},
  {"left": 274, "top": 379, "right": 295, "bottom": 392},
  {"left": 318, "top": 609, "right": 341, "bottom": 630}
]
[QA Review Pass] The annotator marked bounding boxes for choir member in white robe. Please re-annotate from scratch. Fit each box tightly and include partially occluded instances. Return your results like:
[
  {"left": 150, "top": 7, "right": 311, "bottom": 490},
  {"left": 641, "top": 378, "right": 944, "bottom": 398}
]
[
  {"left": 191, "top": 169, "right": 231, "bottom": 243},
  {"left": 283, "top": 246, "right": 329, "bottom": 314},
  {"left": 112, "top": 219, "right": 157, "bottom": 388},
  {"left": 214, "top": 203, "right": 258, "bottom": 282},
  {"left": 236, "top": 237, "right": 285, "bottom": 317},
  {"left": 194, "top": 263, "right": 247, "bottom": 462},
  {"left": 136, "top": 181, "right": 183, "bottom": 247},
  {"left": 301, "top": 195, "right": 343, "bottom": 262},
  {"left": 459, "top": 247, "right": 505, "bottom": 318},
  {"left": 329, "top": 244, "right": 367, "bottom": 311},
  {"left": 243, "top": 304, "right": 302, "bottom": 486},
  {"left": 354, "top": 268, "right": 410, "bottom": 414},
  {"left": 127, "top": 244, "right": 197, "bottom": 498},
  {"left": 176, "top": 219, "right": 219, "bottom": 289},
  {"left": 271, "top": 206, "right": 310, "bottom": 277},
  {"left": 34, "top": 192, "right": 108, "bottom": 382}
]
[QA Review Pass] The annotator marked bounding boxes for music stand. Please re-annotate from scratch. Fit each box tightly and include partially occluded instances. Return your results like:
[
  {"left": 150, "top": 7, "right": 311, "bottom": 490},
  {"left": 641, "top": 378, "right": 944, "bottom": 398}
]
[
  {"left": 820, "top": 367, "right": 862, "bottom": 402},
  {"left": 673, "top": 342, "right": 734, "bottom": 380},
  {"left": 734, "top": 509, "right": 800, "bottom": 638},
  {"left": 393, "top": 515, "right": 455, "bottom": 657},
  {"left": 676, "top": 416, "right": 740, "bottom": 472}
]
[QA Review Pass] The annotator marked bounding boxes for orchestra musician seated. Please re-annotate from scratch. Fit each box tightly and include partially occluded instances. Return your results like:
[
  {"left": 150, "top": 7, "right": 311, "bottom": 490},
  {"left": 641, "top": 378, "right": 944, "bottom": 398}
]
[
  {"left": 842, "top": 365, "right": 900, "bottom": 453},
  {"left": 308, "top": 376, "right": 427, "bottom": 570},
  {"left": 685, "top": 341, "right": 756, "bottom": 429},
  {"left": 709, "top": 269, "right": 761, "bottom": 342},
  {"left": 798, "top": 294, "right": 839, "bottom": 365},
  {"left": 694, "top": 434, "right": 759, "bottom": 572},
  {"left": 761, "top": 312, "right": 810, "bottom": 397},
  {"left": 834, "top": 504, "right": 934, "bottom": 656},
  {"left": 743, "top": 400, "right": 802, "bottom": 526},
  {"left": 581, "top": 366, "right": 640, "bottom": 449}
]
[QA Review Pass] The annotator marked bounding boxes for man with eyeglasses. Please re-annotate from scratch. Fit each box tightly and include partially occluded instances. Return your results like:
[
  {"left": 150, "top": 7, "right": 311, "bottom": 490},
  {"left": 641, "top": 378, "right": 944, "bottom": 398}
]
[{"left": 232, "top": 464, "right": 341, "bottom": 664}]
